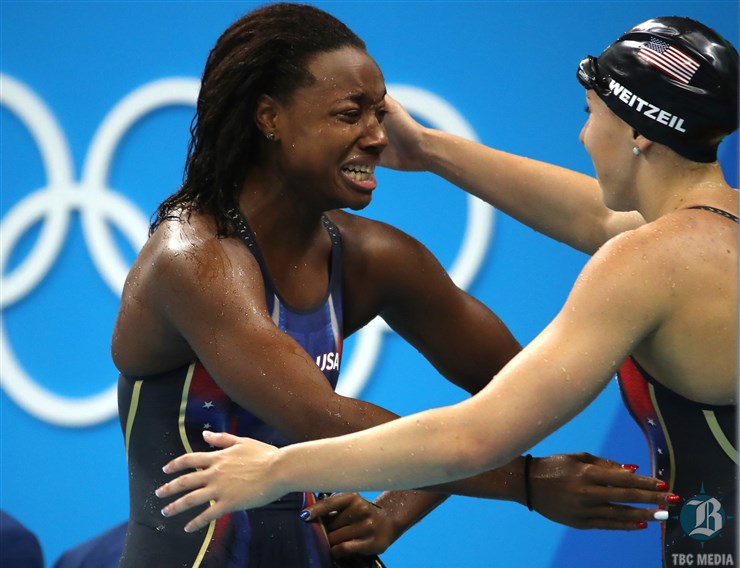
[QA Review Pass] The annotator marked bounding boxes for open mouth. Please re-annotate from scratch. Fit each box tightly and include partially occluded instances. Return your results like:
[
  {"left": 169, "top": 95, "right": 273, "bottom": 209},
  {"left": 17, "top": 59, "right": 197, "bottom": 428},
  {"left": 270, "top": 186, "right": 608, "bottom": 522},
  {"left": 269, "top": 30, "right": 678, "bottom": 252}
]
[{"left": 341, "top": 164, "right": 375, "bottom": 182}]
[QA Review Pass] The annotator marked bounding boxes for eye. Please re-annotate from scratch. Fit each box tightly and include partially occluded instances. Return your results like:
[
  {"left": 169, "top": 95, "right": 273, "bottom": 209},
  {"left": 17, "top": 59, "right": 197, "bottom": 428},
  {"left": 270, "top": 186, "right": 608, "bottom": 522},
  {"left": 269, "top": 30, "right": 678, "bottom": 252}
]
[
  {"left": 583, "top": 105, "right": 591, "bottom": 114},
  {"left": 376, "top": 108, "right": 387, "bottom": 123},
  {"left": 338, "top": 109, "right": 361, "bottom": 123}
]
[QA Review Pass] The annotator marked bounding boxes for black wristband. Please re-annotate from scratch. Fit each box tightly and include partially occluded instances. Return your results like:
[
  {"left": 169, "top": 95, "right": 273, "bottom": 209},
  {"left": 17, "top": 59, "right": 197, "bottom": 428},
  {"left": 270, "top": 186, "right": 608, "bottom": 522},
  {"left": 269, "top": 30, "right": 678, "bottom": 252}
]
[{"left": 524, "top": 454, "right": 534, "bottom": 511}]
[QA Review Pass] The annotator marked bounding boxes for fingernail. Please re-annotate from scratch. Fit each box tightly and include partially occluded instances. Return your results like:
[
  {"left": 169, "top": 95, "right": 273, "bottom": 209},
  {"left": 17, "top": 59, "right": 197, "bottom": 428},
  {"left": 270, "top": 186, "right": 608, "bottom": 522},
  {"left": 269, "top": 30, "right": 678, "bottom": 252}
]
[
  {"left": 666, "top": 494, "right": 681, "bottom": 505},
  {"left": 184, "top": 524, "right": 194, "bottom": 533},
  {"left": 656, "top": 481, "right": 668, "bottom": 491},
  {"left": 653, "top": 510, "right": 669, "bottom": 521},
  {"left": 155, "top": 488, "right": 163, "bottom": 498},
  {"left": 621, "top": 464, "right": 639, "bottom": 472},
  {"left": 635, "top": 521, "right": 647, "bottom": 529},
  {"left": 203, "top": 430, "right": 213, "bottom": 438},
  {"left": 299, "top": 510, "right": 310, "bottom": 521},
  {"left": 161, "top": 508, "right": 169, "bottom": 517},
  {"left": 162, "top": 465, "right": 170, "bottom": 474}
]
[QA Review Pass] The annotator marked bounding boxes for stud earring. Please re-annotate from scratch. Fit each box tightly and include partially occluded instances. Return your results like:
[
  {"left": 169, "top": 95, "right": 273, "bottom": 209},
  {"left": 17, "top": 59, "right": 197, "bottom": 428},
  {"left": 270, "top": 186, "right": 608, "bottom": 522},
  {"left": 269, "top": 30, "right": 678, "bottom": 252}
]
[
  {"left": 632, "top": 146, "right": 641, "bottom": 156},
  {"left": 265, "top": 132, "right": 276, "bottom": 142}
]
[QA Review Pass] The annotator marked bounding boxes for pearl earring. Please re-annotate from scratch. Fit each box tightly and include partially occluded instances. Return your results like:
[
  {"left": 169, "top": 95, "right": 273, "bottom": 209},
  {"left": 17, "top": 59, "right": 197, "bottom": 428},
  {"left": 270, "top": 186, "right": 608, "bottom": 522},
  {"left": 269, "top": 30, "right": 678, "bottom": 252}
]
[{"left": 632, "top": 146, "right": 641, "bottom": 156}]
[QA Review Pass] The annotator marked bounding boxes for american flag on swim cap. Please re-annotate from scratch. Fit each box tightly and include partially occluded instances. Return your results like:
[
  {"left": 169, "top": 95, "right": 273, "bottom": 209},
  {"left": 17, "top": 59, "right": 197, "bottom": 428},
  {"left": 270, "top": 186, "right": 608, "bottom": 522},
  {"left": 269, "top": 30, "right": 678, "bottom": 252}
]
[{"left": 637, "top": 37, "right": 700, "bottom": 85}]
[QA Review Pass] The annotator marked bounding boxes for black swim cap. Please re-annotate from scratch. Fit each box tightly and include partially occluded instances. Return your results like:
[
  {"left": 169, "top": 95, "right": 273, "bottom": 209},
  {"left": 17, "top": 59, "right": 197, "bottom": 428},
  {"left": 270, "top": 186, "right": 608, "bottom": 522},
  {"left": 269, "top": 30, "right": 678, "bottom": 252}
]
[{"left": 577, "top": 17, "right": 739, "bottom": 162}]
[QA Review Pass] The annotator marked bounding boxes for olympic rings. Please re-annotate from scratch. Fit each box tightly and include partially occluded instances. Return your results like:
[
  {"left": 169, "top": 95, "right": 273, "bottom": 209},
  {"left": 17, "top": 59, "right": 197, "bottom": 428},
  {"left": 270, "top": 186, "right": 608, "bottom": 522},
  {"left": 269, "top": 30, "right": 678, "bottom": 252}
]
[{"left": 0, "top": 75, "right": 492, "bottom": 426}]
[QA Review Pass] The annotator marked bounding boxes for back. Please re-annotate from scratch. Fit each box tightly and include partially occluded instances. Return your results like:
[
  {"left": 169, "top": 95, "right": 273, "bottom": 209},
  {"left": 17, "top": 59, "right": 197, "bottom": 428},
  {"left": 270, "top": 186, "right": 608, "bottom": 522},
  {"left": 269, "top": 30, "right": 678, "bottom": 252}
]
[{"left": 630, "top": 205, "right": 738, "bottom": 405}]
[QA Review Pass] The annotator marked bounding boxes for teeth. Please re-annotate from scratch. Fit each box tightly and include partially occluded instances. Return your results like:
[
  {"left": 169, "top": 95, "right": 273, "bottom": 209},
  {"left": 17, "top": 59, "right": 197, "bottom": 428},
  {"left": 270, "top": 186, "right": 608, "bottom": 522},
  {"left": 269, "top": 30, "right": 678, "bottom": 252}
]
[
  {"left": 344, "top": 164, "right": 373, "bottom": 173},
  {"left": 343, "top": 164, "right": 374, "bottom": 181}
]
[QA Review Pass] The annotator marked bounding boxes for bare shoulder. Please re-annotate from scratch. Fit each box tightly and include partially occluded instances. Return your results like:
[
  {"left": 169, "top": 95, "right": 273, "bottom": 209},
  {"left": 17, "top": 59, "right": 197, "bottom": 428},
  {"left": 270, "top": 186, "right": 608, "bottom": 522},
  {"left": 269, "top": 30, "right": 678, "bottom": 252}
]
[
  {"left": 585, "top": 209, "right": 737, "bottom": 403},
  {"left": 113, "top": 211, "right": 265, "bottom": 374},
  {"left": 324, "top": 210, "right": 454, "bottom": 334},
  {"left": 592, "top": 207, "right": 737, "bottom": 272},
  {"left": 325, "top": 209, "right": 434, "bottom": 268},
  {"left": 142, "top": 212, "right": 262, "bottom": 295}
]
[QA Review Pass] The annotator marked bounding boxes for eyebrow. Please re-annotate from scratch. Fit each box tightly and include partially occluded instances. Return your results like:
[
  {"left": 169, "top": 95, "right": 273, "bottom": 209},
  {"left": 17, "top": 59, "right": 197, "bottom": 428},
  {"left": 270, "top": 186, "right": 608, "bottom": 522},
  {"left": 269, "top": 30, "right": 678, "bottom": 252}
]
[{"left": 345, "top": 90, "right": 387, "bottom": 105}]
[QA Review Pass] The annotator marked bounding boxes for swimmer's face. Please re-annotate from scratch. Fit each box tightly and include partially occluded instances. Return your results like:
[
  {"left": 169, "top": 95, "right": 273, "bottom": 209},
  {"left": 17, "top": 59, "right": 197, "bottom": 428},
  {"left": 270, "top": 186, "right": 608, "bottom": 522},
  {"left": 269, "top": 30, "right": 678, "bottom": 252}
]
[
  {"left": 580, "top": 90, "right": 639, "bottom": 211},
  {"left": 266, "top": 47, "right": 388, "bottom": 211}
]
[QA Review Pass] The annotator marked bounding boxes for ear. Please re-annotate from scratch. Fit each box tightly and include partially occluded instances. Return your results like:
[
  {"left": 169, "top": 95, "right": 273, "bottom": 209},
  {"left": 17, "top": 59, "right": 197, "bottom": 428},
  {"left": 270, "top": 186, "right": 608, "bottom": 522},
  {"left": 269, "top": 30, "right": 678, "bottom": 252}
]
[
  {"left": 632, "top": 129, "right": 653, "bottom": 154},
  {"left": 255, "top": 94, "right": 279, "bottom": 139}
]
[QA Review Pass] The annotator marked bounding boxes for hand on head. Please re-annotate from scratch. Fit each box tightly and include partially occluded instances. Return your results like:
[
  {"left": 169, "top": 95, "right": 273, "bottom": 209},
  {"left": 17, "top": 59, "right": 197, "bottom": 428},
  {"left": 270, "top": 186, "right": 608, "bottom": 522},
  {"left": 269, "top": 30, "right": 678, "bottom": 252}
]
[{"left": 378, "top": 95, "right": 428, "bottom": 172}]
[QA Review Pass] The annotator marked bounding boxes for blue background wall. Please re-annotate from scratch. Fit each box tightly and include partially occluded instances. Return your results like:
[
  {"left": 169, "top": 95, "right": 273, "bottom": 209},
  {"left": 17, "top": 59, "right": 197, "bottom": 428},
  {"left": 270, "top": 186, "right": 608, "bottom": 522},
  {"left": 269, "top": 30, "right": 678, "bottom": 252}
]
[{"left": 1, "top": 1, "right": 737, "bottom": 566}]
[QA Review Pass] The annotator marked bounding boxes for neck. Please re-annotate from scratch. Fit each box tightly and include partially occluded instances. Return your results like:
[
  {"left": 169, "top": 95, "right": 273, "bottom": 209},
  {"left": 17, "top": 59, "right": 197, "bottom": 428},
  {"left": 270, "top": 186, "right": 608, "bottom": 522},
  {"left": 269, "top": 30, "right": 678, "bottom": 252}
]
[
  {"left": 237, "top": 171, "right": 328, "bottom": 253},
  {"left": 633, "top": 154, "right": 735, "bottom": 221}
]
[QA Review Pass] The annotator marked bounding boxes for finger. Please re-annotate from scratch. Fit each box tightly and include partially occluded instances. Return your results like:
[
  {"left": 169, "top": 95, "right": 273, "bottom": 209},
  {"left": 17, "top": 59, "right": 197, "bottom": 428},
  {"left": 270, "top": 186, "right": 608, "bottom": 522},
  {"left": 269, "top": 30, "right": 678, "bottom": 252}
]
[
  {"left": 575, "top": 451, "right": 623, "bottom": 469},
  {"left": 321, "top": 505, "right": 375, "bottom": 534},
  {"left": 325, "top": 522, "right": 374, "bottom": 547},
  {"left": 568, "top": 504, "right": 669, "bottom": 531},
  {"left": 160, "top": 486, "right": 216, "bottom": 519},
  {"left": 156, "top": 470, "right": 209, "bottom": 499},
  {"left": 183, "top": 502, "right": 228, "bottom": 534},
  {"left": 591, "top": 503, "right": 669, "bottom": 522},
  {"left": 583, "top": 466, "right": 664, "bottom": 491},
  {"left": 303, "top": 493, "right": 355, "bottom": 521},
  {"left": 575, "top": 452, "right": 646, "bottom": 474},
  {"left": 162, "top": 451, "right": 217, "bottom": 475},
  {"left": 202, "top": 430, "right": 241, "bottom": 449},
  {"left": 578, "top": 505, "right": 671, "bottom": 530},
  {"left": 581, "top": 518, "right": 651, "bottom": 531},
  {"left": 331, "top": 539, "right": 380, "bottom": 559},
  {"left": 590, "top": 485, "right": 673, "bottom": 505}
]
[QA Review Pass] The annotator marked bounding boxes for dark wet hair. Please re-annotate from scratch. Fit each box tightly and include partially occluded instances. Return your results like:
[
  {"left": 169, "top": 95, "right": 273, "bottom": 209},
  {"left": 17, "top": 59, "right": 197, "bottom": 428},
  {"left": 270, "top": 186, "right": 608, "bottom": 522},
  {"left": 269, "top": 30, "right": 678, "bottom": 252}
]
[{"left": 150, "top": 2, "right": 367, "bottom": 236}]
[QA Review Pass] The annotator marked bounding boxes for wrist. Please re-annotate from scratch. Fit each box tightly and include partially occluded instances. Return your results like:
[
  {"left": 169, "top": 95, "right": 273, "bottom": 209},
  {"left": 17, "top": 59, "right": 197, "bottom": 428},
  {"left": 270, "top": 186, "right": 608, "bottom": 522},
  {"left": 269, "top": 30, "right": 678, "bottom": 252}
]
[
  {"left": 269, "top": 446, "right": 295, "bottom": 497},
  {"left": 374, "top": 490, "right": 446, "bottom": 544},
  {"left": 418, "top": 127, "right": 447, "bottom": 172},
  {"left": 523, "top": 454, "right": 534, "bottom": 512},
  {"left": 421, "top": 128, "right": 469, "bottom": 179}
]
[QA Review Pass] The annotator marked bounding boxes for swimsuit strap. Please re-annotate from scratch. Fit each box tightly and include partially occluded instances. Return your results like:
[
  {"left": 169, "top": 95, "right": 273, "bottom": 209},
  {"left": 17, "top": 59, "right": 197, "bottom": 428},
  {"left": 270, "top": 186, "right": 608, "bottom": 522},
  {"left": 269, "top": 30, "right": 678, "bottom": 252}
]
[{"left": 686, "top": 205, "right": 739, "bottom": 223}]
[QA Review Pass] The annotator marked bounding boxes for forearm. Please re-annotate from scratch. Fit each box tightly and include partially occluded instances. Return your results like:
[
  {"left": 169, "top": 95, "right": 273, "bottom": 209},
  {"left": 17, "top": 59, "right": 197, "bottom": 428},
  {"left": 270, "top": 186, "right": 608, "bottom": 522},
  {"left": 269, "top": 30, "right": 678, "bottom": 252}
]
[
  {"left": 271, "top": 401, "right": 505, "bottom": 496},
  {"left": 422, "top": 455, "right": 527, "bottom": 505},
  {"left": 419, "top": 129, "right": 619, "bottom": 254},
  {"left": 373, "top": 490, "right": 449, "bottom": 543},
  {"left": 294, "top": 396, "right": 401, "bottom": 442}
]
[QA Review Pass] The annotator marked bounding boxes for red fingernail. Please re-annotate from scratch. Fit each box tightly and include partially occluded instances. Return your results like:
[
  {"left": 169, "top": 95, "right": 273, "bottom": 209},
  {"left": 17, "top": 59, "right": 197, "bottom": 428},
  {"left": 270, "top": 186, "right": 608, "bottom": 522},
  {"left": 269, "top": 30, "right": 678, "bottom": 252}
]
[
  {"left": 656, "top": 481, "right": 669, "bottom": 491},
  {"left": 666, "top": 494, "right": 681, "bottom": 505},
  {"left": 622, "top": 464, "right": 639, "bottom": 472},
  {"left": 635, "top": 521, "right": 647, "bottom": 529}
]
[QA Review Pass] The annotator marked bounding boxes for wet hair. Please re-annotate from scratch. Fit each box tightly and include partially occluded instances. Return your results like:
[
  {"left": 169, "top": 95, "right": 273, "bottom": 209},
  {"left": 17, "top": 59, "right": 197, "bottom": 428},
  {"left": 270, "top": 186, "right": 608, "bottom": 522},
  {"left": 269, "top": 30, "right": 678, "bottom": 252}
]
[
  {"left": 577, "top": 16, "right": 738, "bottom": 162},
  {"left": 150, "top": 2, "right": 367, "bottom": 236}
]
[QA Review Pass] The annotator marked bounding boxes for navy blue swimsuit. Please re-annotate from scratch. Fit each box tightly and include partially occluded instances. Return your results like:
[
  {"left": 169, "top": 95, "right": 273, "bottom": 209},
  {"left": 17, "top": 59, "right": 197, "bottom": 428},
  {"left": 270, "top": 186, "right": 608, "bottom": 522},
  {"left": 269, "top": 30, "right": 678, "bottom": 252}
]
[{"left": 118, "top": 210, "right": 344, "bottom": 567}]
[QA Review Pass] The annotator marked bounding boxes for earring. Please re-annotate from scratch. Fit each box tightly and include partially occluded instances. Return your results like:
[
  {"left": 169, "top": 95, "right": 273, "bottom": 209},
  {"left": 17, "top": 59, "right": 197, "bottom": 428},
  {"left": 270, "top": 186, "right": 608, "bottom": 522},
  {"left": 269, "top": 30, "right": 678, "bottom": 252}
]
[
  {"left": 265, "top": 132, "right": 276, "bottom": 142},
  {"left": 632, "top": 146, "right": 641, "bottom": 156}
]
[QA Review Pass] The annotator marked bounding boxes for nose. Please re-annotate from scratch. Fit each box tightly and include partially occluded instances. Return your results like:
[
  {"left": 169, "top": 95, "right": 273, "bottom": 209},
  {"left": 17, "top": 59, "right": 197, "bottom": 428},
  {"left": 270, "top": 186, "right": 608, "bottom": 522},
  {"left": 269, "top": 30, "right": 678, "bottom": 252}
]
[{"left": 359, "top": 115, "right": 388, "bottom": 155}]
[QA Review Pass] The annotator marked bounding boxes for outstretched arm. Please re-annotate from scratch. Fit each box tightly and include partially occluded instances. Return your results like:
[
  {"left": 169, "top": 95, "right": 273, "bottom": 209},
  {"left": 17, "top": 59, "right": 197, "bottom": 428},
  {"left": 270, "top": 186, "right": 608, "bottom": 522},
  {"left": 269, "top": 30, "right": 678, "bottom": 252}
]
[
  {"left": 380, "top": 95, "right": 645, "bottom": 254},
  {"left": 157, "top": 227, "right": 671, "bottom": 532}
]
